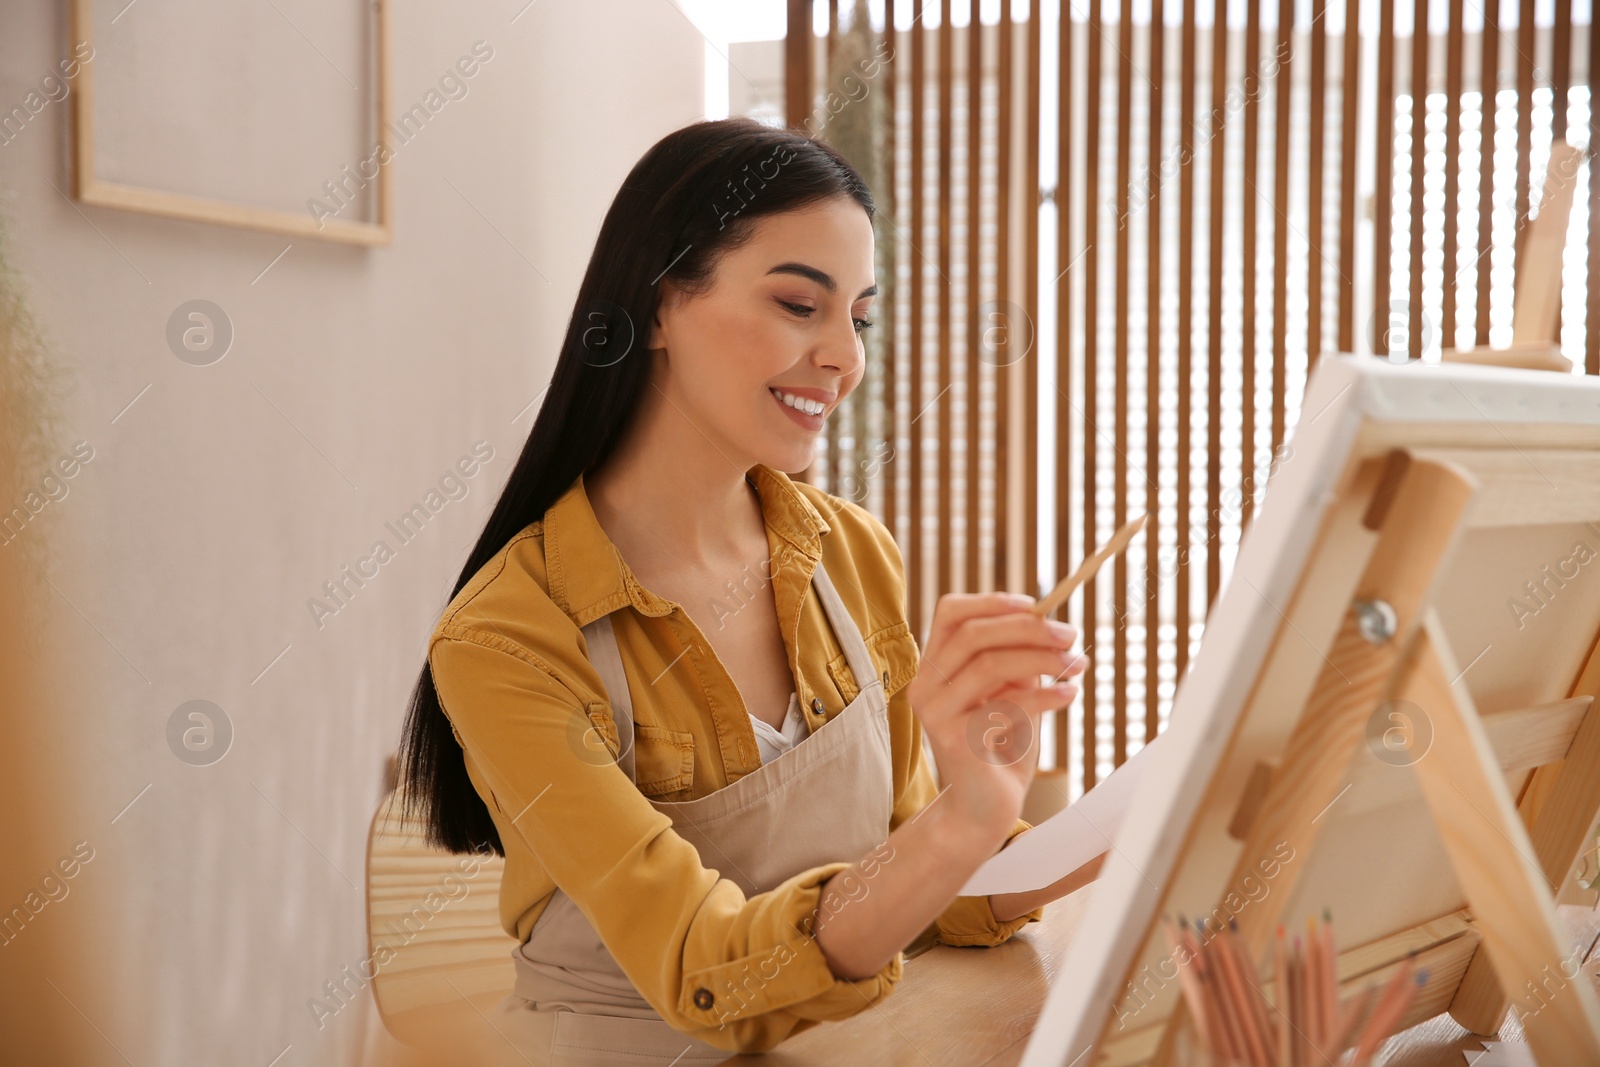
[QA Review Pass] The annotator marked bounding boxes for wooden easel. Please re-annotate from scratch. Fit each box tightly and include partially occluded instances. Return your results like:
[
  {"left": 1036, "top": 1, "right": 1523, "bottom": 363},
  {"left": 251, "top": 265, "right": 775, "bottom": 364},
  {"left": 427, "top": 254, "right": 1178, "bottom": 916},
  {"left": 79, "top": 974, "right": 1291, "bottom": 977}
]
[
  {"left": 1019, "top": 358, "right": 1600, "bottom": 1067},
  {"left": 1143, "top": 452, "right": 1600, "bottom": 1066},
  {"left": 1440, "top": 140, "right": 1584, "bottom": 375}
]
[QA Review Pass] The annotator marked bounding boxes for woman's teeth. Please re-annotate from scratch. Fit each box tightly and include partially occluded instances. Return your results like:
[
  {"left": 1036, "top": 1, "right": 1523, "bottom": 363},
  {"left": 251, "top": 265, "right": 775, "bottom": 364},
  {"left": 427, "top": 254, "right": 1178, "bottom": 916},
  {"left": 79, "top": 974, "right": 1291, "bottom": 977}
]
[{"left": 772, "top": 389, "right": 825, "bottom": 416}]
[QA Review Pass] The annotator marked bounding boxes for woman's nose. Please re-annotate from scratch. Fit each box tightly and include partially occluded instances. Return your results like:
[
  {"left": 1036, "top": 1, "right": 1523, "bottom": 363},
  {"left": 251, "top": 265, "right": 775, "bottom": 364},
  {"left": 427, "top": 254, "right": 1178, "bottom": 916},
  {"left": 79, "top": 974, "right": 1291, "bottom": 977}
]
[{"left": 813, "top": 314, "right": 864, "bottom": 376}]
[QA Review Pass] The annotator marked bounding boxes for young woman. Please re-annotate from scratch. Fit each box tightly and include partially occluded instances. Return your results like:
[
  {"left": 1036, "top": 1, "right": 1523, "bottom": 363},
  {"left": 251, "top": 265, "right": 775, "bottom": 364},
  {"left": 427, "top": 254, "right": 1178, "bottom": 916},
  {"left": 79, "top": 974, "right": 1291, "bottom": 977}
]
[{"left": 398, "top": 117, "right": 1099, "bottom": 1065}]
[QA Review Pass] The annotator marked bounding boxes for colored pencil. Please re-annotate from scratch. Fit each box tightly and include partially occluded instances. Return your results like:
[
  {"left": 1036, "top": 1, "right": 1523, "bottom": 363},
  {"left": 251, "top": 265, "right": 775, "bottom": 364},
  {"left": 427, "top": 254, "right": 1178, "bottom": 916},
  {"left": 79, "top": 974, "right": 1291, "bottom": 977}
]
[
  {"left": 1290, "top": 942, "right": 1305, "bottom": 1067},
  {"left": 1217, "top": 920, "right": 1265, "bottom": 1066},
  {"left": 1166, "top": 911, "right": 1425, "bottom": 1067},
  {"left": 1164, "top": 915, "right": 1216, "bottom": 1053},
  {"left": 1177, "top": 916, "right": 1220, "bottom": 1056},
  {"left": 1225, "top": 919, "right": 1278, "bottom": 1067},
  {"left": 1272, "top": 926, "right": 1292, "bottom": 1067},
  {"left": 1347, "top": 958, "right": 1423, "bottom": 1067},
  {"left": 1320, "top": 911, "right": 1339, "bottom": 1048},
  {"left": 1329, "top": 982, "right": 1378, "bottom": 1057},
  {"left": 1198, "top": 948, "right": 1241, "bottom": 1063},
  {"left": 1202, "top": 962, "right": 1243, "bottom": 1063},
  {"left": 1303, "top": 917, "right": 1322, "bottom": 1052},
  {"left": 1200, "top": 919, "right": 1259, "bottom": 1066}
]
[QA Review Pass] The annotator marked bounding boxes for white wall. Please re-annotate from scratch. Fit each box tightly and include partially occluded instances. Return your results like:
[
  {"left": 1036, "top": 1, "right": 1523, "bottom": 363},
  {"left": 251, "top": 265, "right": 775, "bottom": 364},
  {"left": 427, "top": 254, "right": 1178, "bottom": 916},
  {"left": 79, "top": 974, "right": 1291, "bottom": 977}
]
[{"left": 0, "top": 2, "right": 703, "bottom": 1063}]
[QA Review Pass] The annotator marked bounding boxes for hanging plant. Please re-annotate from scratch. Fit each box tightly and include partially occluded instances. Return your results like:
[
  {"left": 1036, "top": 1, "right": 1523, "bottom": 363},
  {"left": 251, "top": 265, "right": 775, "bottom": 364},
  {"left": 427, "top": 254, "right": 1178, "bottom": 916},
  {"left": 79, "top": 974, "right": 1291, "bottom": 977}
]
[{"left": 0, "top": 204, "right": 71, "bottom": 608}]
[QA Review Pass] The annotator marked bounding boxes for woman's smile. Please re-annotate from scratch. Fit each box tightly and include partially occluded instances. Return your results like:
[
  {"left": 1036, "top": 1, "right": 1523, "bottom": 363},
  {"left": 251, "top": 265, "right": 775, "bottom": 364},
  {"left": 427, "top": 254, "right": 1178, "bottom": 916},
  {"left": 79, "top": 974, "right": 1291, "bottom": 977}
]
[{"left": 769, "top": 385, "right": 835, "bottom": 431}]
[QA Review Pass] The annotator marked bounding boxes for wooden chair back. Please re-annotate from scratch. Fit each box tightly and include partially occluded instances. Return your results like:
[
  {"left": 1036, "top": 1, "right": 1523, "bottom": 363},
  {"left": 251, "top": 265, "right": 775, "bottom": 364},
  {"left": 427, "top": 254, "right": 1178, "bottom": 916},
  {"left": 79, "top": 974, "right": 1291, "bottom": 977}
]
[{"left": 364, "top": 788, "right": 516, "bottom": 1047}]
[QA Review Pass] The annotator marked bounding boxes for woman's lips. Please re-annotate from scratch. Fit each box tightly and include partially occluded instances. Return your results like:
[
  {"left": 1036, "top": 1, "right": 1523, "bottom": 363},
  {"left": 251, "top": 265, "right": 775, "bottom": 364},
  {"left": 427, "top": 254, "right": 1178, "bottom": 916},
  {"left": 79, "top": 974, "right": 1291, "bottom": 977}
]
[{"left": 770, "top": 388, "right": 825, "bottom": 430}]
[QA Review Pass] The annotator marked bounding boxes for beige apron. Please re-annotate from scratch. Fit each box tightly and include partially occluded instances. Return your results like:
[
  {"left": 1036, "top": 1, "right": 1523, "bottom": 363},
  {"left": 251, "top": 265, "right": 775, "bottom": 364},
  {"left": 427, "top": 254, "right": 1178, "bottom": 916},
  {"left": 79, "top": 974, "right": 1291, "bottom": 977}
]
[{"left": 487, "top": 557, "right": 897, "bottom": 1065}]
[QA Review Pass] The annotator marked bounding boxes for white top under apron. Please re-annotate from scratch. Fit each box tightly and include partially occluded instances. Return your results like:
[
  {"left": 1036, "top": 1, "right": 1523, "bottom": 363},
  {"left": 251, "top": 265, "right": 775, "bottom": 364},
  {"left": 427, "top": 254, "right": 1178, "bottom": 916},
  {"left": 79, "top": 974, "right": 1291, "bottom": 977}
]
[{"left": 747, "top": 692, "right": 809, "bottom": 764}]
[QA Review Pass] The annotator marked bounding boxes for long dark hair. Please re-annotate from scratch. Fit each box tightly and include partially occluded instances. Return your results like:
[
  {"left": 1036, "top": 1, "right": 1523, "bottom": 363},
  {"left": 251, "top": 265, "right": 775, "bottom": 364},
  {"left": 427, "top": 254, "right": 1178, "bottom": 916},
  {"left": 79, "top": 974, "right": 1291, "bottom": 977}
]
[{"left": 398, "top": 118, "right": 875, "bottom": 854}]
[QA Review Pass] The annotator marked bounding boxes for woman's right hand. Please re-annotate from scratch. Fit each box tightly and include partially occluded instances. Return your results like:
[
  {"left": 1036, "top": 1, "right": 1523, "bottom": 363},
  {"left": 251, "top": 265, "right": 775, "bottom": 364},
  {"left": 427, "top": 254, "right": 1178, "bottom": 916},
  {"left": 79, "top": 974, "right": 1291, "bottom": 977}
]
[{"left": 905, "top": 592, "right": 1087, "bottom": 844}]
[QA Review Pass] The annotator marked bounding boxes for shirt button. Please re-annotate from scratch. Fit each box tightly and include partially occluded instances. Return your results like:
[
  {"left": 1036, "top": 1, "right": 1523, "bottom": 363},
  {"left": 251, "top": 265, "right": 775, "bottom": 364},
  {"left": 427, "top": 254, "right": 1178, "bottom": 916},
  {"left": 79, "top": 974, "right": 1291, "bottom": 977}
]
[
  {"left": 693, "top": 987, "right": 715, "bottom": 1010},
  {"left": 881, "top": 670, "right": 889, "bottom": 686},
  {"left": 811, "top": 697, "right": 825, "bottom": 716}
]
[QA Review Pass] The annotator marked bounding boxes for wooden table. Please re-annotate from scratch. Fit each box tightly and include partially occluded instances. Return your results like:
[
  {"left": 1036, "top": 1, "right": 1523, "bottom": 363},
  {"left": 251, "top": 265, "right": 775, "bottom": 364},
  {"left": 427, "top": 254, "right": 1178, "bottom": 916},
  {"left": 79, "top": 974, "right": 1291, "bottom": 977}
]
[{"left": 722, "top": 889, "right": 1600, "bottom": 1066}]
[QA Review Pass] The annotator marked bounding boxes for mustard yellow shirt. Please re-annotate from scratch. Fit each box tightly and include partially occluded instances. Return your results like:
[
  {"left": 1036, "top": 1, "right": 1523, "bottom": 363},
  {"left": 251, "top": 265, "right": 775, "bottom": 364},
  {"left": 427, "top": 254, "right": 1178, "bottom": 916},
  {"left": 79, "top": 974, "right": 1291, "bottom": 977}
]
[{"left": 427, "top": 463, "right": 1043, "bottom": 1051}]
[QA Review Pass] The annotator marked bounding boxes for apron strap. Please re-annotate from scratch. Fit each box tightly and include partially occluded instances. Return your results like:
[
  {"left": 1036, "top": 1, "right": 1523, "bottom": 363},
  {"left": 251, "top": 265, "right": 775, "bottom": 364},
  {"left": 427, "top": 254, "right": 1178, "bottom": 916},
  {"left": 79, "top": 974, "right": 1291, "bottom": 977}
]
[
  {"left": 576, "top": 556, "right": 884, "bottom": 782},
  {"left": 579, "top": 612, "right": 638, "bottom": 784},
  {"left": 809, "top": 558, "right": 884, "bottom": 699}
]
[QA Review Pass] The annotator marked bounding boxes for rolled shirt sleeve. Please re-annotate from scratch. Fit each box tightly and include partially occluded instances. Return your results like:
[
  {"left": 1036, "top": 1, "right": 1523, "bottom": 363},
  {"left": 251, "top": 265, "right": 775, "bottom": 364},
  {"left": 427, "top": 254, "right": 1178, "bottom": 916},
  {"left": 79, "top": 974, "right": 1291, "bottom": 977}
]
[
  {"left": 924, "top": 817, "right": 1045, "bottom": 946},
  {"left": 429, "top": 629, "right": 903, "bottom": 1053}
]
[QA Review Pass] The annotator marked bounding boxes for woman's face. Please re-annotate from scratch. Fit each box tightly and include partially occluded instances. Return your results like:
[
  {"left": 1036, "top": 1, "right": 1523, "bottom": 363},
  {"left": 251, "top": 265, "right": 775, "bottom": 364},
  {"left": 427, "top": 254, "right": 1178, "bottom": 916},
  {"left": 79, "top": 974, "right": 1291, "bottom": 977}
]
[{"left": 648, "top": 196, "right": 877, "bottom": 475}]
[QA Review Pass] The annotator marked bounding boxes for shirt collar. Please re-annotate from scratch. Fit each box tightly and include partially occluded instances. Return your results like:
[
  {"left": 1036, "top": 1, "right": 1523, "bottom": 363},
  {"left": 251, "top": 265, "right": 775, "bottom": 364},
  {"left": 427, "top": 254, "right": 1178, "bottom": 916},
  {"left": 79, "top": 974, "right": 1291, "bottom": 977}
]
[{"left": 543, "top": 463, "right": 831, "bottom": 628}]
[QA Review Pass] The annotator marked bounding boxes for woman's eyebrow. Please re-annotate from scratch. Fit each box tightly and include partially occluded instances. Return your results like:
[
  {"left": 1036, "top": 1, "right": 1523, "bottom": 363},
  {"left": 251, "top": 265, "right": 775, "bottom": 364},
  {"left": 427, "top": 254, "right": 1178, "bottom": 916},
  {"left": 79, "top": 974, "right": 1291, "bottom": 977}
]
[{"left": 766, "top": 262, "right": 878, "bottom": 300}]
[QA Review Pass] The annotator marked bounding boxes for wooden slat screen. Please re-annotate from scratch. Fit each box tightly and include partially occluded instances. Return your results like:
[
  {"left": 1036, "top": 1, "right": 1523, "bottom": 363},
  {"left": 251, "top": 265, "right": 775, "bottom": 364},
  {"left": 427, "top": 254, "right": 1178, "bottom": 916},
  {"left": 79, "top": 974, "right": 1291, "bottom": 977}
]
[{"left": 788, "top": 0, "right": 1599, "bottom": 802}]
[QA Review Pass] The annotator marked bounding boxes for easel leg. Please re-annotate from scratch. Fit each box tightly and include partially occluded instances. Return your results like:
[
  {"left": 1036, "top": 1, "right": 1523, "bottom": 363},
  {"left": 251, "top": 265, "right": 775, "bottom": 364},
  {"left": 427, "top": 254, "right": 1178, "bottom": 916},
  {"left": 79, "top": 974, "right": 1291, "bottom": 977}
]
[
  {"left": 1148, "top": 455, "right": 1477, "bottom": 1067},
  {"left": 1449, "top": 630, "right": 1600, "bottom": 1035},
  {"left": 1405, "top": 613, "right": 1600, "bottom": 1064},
  {"left": 1213, "top": 456, "right": 1477, "bottom": 960}
]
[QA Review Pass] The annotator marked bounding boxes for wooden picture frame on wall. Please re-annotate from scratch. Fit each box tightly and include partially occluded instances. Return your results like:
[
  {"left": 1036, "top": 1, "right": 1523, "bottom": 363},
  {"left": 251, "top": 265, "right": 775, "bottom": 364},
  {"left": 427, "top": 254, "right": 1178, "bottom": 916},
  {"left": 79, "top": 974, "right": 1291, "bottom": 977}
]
[{"left": 68, "top": 0, "right": 392, "bottom": 246}]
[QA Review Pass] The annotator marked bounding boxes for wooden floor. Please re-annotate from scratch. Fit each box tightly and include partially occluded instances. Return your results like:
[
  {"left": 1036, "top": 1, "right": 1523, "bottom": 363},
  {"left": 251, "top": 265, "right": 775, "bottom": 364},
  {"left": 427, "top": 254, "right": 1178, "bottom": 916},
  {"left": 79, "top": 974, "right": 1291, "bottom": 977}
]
[{"left": 722, "top": 889, "right": 1600, "bottom": 1066}]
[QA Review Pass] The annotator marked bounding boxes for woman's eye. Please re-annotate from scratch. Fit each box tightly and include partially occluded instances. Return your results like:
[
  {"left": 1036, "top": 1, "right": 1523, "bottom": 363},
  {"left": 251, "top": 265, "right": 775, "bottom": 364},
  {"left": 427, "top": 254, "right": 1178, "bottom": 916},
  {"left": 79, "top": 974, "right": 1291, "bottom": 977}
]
[{"left": 777, "top": 298, "right": 870, "bottom": 332}]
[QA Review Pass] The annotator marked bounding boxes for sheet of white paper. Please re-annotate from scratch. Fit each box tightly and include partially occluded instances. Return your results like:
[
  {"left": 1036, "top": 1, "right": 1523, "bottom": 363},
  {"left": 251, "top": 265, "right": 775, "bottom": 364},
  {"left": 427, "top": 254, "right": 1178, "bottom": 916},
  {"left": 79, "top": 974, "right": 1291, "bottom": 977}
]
[{"left": 958, "top": 730, "right": 1165, "bottom": 896}]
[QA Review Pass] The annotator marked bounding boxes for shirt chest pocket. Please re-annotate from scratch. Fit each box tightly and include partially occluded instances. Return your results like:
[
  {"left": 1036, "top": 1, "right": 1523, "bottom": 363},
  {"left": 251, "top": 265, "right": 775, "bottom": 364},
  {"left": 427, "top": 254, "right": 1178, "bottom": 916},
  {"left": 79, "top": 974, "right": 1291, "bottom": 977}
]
[
  {"left": 631, "top": 723, "right": 696, "bottom": 801},
  {"left": 826, "top": 622, "right": 919, "bottom": 705}
]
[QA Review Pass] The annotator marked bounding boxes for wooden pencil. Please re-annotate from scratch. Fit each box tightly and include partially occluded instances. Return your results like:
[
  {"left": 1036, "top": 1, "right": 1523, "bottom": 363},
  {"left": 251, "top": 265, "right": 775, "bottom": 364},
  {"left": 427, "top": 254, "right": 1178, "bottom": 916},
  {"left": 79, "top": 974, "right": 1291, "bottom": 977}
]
[
  {"left": 1176, "top": 907, "right": 1420, "bottom": 1067},
  {"left": 1212, "top": 921, "right": 1272, "bottom": 1067},
  {"left": 1318, "top": 915, "right": 1335, "bottom": 1051},
  {"left": 1163, "top": 915, "right": 1215, "bottom": 1053},
  {"left": 1189, "top": 920, "right": 1242, "bottom": 1064},
  {"left": 1347, "top": 955, "right": 1421, "bottom": 1067},
  {"left": 1290, "top": 938, "right": 1306, "bottom": 1067},
  {"left": 1329, "top": 982, "right": 1378, "bottom": 1057},
  {"left": 1317, "top": 915, "right": 1335, "bottom": 1054},
  {"left": 1303, "top": 917, "right": 1322, "bottom": 1053},
  {"left": 1032, "top": 512, "right": 1147, "bottom": 617},
  {"left": 1320, "top": 910, "right": 1339, "bottom": 1046},
  {"left": 1199, "top": 957, "right": 1241, "bottom": 1064},
  {"left": 1200, "top": 919, "right": 1256, "bottom": 1066},
  {"left": 1225, "top": 919, "right": 1277, "bottom": 1067},
  {"left": 1272, "top": 926, "right": 1292, "bottom": 1067},
  {"left": 1174, "top": 918, "right": 1209, "bottom": 1051}
]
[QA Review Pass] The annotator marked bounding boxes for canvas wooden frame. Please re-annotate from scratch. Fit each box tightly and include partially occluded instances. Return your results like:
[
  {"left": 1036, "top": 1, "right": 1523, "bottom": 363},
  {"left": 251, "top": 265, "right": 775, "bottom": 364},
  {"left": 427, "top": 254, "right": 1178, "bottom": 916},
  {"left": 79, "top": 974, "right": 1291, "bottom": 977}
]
[
  {"left": 68, "top": 0, "right": 392, "bottom": 246},
  {"left": 1020, "top": 355, "right": 1600, "bottom": 1067}
]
